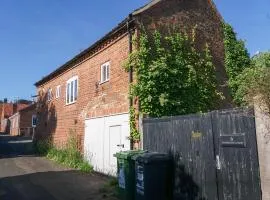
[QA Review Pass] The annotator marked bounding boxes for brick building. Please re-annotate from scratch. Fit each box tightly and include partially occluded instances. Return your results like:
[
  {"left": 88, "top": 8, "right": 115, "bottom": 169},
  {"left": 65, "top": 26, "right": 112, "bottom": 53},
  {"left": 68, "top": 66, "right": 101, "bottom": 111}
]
[
  {"left": 9, "top": 104, "right": 36, "bottom": 136},
  {"left": 0, "top": 101, "right": 31, "bottom": 134},
  {"left": 35, "top": 0, "right": 231, "bottom": 174}
]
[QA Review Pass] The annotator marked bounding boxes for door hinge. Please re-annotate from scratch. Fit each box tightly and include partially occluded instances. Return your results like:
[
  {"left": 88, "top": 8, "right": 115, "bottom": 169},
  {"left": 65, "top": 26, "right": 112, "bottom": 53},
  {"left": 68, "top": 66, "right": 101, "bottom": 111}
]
[{"left": 216, "top": 155, "right": 221, "bottom": 170}]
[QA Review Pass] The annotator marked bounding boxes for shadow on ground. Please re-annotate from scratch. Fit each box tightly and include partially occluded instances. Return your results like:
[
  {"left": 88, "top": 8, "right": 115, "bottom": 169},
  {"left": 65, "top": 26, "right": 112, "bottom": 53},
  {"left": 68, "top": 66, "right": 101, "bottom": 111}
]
[
  {"left": 0, "top": 135, "right": 34, "bottom": 158},
  {"left": 0, "top": 170, "right": 117, "bottom": 200},
  {"left": 0, "top": 135, "right": 118, "bottom": 200}
]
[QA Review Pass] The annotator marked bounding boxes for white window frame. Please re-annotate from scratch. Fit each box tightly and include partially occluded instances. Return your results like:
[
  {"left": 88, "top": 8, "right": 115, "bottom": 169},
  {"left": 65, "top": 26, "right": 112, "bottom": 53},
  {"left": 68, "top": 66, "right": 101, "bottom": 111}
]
[
  {"left": 100, "top": 62, "right": 110, "bottom": 83},
  {"left": 56, "top": 85, "right": 61, "bottom": 99},
  {"left": 47, "top": 88, "right": 53, "bottom": 102},
  {"left": 66, "top": 76, "right": 78, "bottom": 105},
  {"left": 32, "top": 114, "right": 37, "bottom": 127}
]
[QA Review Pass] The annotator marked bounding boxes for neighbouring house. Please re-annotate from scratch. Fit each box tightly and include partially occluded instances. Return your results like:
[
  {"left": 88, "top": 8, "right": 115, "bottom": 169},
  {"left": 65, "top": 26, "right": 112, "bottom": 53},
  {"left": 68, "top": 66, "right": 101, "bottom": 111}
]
[
  {"left": 9, "top": 103, "right": 37, "bottom": 137},
  {"left": 0, "top": 104, "right": 3, "bottom": 131},
  {"left": 0, "top": 100, "right": 33, "bottom": 134},
  {"left": 35, "top": 0, "right": 231, "bottom": 175}
]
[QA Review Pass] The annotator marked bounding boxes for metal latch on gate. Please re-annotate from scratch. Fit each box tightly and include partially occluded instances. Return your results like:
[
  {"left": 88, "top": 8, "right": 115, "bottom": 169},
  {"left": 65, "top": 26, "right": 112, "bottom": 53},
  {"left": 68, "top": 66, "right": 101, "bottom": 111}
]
[
  {"left": 216, "top": 155, "right": 221, "bottom": 170},
  {"left": 117, "top": 144, "right": 125, "bottom": 148}
]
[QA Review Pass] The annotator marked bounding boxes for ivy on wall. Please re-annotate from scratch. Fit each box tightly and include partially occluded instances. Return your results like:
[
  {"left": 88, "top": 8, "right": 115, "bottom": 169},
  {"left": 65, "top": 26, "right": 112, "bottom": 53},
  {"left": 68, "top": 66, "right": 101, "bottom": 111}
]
[{"left": 125, "top": 30, "right": 222, "bottom": 122}]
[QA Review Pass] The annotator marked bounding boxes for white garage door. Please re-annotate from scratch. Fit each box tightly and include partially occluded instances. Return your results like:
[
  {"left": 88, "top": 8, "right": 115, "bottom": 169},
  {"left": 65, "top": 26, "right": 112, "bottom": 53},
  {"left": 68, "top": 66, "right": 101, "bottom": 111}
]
[{"left": 84, "top": 114, "right": 130, "bottom": 175}]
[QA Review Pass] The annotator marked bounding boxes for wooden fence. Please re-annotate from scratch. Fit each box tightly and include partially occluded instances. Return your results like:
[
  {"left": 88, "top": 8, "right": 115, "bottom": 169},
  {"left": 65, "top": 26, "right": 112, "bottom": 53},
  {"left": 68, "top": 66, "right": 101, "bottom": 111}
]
[{"left": 143, "top": 108, "right": 261, "bottom": 200}]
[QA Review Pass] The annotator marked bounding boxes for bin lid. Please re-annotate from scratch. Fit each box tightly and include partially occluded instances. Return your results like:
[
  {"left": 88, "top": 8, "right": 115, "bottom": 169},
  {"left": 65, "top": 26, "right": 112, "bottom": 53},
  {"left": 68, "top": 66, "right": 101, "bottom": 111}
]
[
  {"left": 134, "top": 152, "right": 172, "bottom": 164},
  {"left": 114, "top": 150, "right": 146, "bottom": 160}
]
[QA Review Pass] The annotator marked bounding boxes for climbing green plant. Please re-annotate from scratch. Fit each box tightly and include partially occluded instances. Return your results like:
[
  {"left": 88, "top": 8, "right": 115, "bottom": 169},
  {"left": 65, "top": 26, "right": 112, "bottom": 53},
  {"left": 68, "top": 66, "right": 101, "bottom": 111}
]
[
  {"left": 125, "top": 30, "right": 222, "bottom": 118},
  {"left": 129, "top": 106, "right": 140, "bottom": 141},
  {"left": 235, "top": 51, "right": 270, "bottom": 108},
  {"left": 223, "top": 23, "right": 251, "bottom": 104}
]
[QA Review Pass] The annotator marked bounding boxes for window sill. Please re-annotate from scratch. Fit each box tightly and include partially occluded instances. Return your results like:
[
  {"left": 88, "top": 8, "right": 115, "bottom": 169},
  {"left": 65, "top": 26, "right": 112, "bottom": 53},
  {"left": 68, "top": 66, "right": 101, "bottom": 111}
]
[
  {"left": 66, "top": 101, "right": 77, "bottom": 106},
  {"left": 99, "top": 80, "right": 110, "bottom": 85}
]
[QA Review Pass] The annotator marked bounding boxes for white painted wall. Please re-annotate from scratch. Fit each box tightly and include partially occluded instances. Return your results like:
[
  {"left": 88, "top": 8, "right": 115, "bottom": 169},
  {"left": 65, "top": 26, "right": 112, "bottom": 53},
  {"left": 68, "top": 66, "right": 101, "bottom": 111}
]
[{"left": 84, "top": 113, "right": 130, "bottom": 176}]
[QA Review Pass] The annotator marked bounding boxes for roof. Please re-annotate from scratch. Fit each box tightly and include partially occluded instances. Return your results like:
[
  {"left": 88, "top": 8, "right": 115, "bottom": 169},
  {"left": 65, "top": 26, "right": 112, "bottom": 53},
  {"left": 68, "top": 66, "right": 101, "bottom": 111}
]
[
  {"left": 34, "top": 0, "right": 161, "bottom": 87},
  {"left": 34, "top": 0, "right": 222, "bottom": 87},
  {"left": 35, "top": 18, "right": 131, "bottom": 87},
  {"left": 8, "top": 104, "right": 36, "bottom": 119},
  {"left": 18, "top": 103, "right": 36, "bottom": 113},
  {"left": 3, "top": 103, "right": 13, "bottom": 118},
  {"left": 133, "top": 0, "right": 161, "bottom": 15}
]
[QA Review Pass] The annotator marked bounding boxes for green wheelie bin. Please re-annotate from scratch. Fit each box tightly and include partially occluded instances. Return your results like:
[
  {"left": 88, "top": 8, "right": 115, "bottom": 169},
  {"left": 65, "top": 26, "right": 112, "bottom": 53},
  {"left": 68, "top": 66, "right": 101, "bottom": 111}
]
[
  {"left": 114, "top": 150, "right": 145, "bottom": 200},
  {"left": 133, "top": 152, "right": 173, "bottom": 200}
]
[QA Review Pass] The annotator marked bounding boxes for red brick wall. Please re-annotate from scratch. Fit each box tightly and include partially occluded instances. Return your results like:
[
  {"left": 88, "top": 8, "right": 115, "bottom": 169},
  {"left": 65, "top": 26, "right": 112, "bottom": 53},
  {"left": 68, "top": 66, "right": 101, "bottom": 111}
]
[
  {"left": 36, "top": 0, "right": 232, "bottom": 150},
  {"left": 36, "top": 34, "right": 130, "bottom": 148},
  {"left": 135, "top": 0, "right": 232, "bottom": 108},
  {"left": 19, "top": 108, "right": 35, "bottom": 128},
  {"left": 9, "top": 106, "right": 36, "bottom": 136},
  {"left": 9, "top": 114, "right": 19, "bottom": 136}
]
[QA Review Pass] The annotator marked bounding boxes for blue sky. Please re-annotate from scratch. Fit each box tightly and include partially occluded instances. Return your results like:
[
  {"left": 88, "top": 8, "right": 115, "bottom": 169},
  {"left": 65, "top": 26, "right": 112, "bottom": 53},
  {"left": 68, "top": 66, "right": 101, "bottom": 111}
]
[{"left": 0, "top": 0, "right": 269, "bottom": 101}]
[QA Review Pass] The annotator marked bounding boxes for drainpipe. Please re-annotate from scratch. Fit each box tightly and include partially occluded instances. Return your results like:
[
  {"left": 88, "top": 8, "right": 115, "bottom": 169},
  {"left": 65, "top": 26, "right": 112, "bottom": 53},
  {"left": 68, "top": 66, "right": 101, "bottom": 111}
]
[
  {"left": 128, "top": 14, "right": 133, "bottom": 96},
  {"left": 127, "top": 14, "right": 134, "bottom": 150}
]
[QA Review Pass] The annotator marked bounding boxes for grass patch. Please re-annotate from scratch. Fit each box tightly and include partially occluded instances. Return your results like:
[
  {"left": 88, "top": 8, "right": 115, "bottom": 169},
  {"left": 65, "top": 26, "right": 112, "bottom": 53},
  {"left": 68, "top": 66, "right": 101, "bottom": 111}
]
[{"left": 35, "top": 131, "right": 93, "bottom": 173}]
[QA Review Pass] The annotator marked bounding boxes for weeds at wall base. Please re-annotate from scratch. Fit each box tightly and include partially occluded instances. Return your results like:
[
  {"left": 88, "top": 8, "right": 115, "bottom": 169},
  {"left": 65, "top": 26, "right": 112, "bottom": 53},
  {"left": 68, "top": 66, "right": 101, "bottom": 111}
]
[{"left": 35, "top": 136, "right": 93, "bottom": 173}]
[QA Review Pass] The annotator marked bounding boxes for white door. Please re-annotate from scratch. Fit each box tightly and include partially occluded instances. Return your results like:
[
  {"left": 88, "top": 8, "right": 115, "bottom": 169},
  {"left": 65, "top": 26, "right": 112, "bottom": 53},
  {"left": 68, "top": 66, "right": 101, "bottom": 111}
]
[{"left": 84, "top": 114, "right": 130, "bottom": 175}]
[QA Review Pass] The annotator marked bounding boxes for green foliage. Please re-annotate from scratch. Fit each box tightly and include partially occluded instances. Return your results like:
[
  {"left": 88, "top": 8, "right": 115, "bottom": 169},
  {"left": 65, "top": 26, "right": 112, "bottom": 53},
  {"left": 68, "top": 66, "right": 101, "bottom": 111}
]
[
  {"left": 223, "top": 23, "right": 251, "bottom": 103},
  {"left": 252, "top": 51, "right": 270, "bottom": 68},
  {"left": 35, "top": 138, "right": 52, "bottom": 155},
  {"left": 35, "top": 130, "right": 93, "bottom": 173},
  {"left": 99, "top": 178, "right": 119, "bottom": 199},
  {"left": 129, "top": 106, "right": 140, "bottom": 141},
  {"left": 235, "top": 51, "right": 270, "bottom": 107},
  {"left": 126, "top": 31, "right": 221, "bottom": 117}
]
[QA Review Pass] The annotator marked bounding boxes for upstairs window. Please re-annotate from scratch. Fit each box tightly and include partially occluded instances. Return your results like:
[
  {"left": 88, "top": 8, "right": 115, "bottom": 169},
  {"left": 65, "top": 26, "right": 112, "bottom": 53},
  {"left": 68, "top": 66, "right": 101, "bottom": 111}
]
[
  {"left": 32, "top": 114, "right": 37, "bottom": 127},
  {"left": 56, "top": 85, "right": 61, "bottom": 99},
  {"left": 66, "top": 76, "right": 78, "bottom": 105},
  {"left": 101, "top": 62, "right": 110, "bottom": 83},
  {"left": 47, "top": 88, "right": 52, "bottom": 101}
]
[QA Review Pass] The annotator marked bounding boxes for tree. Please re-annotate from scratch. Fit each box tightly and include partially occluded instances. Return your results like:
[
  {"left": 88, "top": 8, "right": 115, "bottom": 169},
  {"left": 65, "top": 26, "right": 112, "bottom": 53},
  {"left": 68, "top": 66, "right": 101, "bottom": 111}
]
[
  {"left": 223, "top": 23, "right": 251, "bottom": 104},
  {"left": 235, "top": 51, "right": 270, "bottom": 107}
]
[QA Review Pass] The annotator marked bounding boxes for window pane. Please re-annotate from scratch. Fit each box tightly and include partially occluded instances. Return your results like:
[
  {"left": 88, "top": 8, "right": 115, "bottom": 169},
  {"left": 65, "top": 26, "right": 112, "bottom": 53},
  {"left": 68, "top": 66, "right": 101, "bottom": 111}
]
[
  {"left": 107, "top": 64, "right": 110, "bottom": 80},
  {"left": 56, "top": 86, "right": 60, "bottom": 98},
  {"left": 67, "top": 83, "right": 70, "bottom": 104},
  {"left": 71, "top": 81, "right": 74, "bottom": 102},
  {"left": 74, "top": 79, "right": 78, "bottom": 101},
  {"left": 103, "top": 66, "right": 106, "bottom": 82}
]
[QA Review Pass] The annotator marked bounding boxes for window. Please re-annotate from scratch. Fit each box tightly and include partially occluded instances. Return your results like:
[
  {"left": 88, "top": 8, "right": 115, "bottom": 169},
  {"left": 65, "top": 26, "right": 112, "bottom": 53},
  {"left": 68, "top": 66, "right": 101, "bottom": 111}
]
[
  {"left": 101, "top": 62, "right": 110, "bottom": 83},
  {"left": 66, "top": 76, "right": 78, "bottom": 105},
  {"left": 32, "top": 115, "right": 37, "bottom": 127},
  {"left": 56, "top": 85, "right": 61, "bottom": 99},
  {"left": 47, "top": 88, "right": 52, "bottom": 101}
]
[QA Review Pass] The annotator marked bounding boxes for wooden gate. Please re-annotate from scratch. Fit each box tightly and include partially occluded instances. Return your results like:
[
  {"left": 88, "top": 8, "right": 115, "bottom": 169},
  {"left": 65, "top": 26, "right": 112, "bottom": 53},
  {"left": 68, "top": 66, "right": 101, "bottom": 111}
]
[{"left": 143, "top": 108, "right": 261, "bottom": 200}]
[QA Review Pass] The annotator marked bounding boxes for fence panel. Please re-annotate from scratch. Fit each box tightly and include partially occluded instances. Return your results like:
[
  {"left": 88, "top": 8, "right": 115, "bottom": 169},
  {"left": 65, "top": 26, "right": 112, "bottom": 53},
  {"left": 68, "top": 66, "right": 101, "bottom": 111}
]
[
  {"left": 143, "top": 114, "right": 218, "bottom": 200},
  {"left": 143, "top": 108, "right": 261, "bottom": 200},
  {"left": 212, "top": 109, "right": 261, "bottom": 200}
]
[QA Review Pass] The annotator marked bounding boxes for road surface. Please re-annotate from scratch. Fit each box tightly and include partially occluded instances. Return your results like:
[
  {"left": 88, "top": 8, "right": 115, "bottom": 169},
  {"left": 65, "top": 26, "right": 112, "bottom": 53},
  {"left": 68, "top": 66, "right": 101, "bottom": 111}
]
[{"left": 0, "top": 134, "right": 115, "bottom": 200}]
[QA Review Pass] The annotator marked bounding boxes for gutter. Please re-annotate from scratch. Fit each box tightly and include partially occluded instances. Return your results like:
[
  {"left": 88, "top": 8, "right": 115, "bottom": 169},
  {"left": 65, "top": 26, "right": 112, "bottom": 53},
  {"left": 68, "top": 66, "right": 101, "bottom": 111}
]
[{"left": 128, "top": 13, "right": 133, "bottom": 107}]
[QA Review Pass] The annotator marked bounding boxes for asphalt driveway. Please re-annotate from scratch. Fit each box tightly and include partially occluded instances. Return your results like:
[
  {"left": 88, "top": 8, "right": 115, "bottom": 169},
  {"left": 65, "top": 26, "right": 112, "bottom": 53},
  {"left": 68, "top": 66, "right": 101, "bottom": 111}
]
[{"left": 0, "top": 134, "right": 117, "bottom": 200}]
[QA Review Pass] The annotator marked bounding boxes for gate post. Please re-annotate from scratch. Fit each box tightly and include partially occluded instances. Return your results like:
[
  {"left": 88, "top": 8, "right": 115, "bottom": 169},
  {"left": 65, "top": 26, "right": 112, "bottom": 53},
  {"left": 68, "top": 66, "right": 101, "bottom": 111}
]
[{"left": 254, "top": 102, "right": 270, "bottom": 200}]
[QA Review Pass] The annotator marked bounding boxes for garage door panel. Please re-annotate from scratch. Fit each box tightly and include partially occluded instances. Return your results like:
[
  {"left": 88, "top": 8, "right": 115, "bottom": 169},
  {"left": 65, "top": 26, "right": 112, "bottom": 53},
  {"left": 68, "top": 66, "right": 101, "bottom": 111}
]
[
  {"left": 84, "top": 114, "right": 130, "bottom": 175},
  {"left": 84, "top": 117, "right": 105, "bottom": 172}
]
